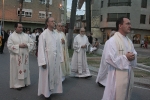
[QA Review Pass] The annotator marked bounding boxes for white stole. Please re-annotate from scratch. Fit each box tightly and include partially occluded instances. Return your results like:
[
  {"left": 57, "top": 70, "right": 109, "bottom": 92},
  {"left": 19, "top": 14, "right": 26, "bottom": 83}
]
[
  {"left": 44, "top": 29, "right": 60, "bottom": 91},
  {"left": 114, "top": 32, "right": 133, "bottom": 100}
]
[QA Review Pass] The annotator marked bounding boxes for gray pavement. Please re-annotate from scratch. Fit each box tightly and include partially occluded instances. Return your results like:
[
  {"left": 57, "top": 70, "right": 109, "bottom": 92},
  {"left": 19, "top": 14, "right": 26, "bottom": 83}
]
[
  {"left": 135, "top": 47, "right": 150, "bottom": 57},
  {"left": 0, "top": 46, "right": 150, "bottom": 100}
]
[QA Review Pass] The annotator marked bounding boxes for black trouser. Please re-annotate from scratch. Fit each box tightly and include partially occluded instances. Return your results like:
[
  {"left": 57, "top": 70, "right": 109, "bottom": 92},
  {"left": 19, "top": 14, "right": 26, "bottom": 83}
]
[
  {"left": 0, "top": 39, "right": 5, "bottom": 53},
  {"left": 141, "top": 44, "right": 144, "bottom": 48}
]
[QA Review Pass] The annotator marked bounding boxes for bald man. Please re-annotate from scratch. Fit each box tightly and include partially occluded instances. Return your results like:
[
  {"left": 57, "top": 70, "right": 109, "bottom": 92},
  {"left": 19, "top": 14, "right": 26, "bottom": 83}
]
[{"left": 71, "top": 28, "right": 92, "bottom": 78}]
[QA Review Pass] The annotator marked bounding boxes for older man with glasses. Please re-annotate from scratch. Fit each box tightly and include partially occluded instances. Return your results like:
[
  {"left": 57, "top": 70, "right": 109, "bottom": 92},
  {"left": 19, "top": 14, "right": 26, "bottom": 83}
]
[
  {"left": 55, "top": 22, "right": 70, "bottom": 82},
  {"left": 70, "top": 28, "right": 92, "bottom": 78}
]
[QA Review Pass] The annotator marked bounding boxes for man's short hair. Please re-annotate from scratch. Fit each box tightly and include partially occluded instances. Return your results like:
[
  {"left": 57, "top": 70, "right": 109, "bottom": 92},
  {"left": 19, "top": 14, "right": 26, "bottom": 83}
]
[
  {"left": 14, "top": 22, "right": 22, "bottom": 28},
  {"left": 116, "top": 17, "right": 129, "bottom": 31},
  {"left": 56, "top": 22, "right": 62, "bottom": 26},
  {"left": 95, "top": 38, "right": 98, "bottom": 41},
  {"left": 37, "top": 28, "right": 43, "bottom": 33},
  {"left": 45, "top": 17, "right": 54, "bottom": 27}
]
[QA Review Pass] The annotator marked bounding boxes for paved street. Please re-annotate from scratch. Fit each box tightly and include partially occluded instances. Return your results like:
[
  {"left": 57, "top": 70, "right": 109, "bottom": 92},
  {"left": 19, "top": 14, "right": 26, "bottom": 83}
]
[
  {"left": 100, "top": 45, "right": 150, "bottom": 57},
  {"left": 0, "top": 46, "right": 150, "bottom": 100},
  {"left": 135, "top": 47, "right": 150, "bottom": 57}
]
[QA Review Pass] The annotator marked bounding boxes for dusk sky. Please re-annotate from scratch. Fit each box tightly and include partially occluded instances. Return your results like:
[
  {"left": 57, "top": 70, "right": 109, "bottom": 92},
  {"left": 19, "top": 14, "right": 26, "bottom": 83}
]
[{"left": 67, "top": 0, "right": 85, "bottom": 15}]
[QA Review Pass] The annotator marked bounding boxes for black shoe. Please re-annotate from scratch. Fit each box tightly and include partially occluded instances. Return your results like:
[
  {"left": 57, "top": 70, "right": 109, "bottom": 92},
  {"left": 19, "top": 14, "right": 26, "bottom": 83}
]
[
  {"left": 85, "top": 75, "right": 92, "bottom": 79},
  {"left": 16, "top": 87, "right": 22, "bottom": 91},
  {"left": 22, "top": 85, "right": 27, "bottom": 88},
  {"left": 97, "top": 82, "right": 105, "bottom": 87}
]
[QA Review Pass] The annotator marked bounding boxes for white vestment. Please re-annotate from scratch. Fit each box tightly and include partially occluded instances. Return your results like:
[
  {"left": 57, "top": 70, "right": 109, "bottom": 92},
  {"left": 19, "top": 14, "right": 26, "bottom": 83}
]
[
  {"left": 90, "top": 47, "right": 97, "bottom": 52},
  {"left": 7, "top": 31, "right": 34, "bottom": 88},
  {"left": 55, "top": 30, "right": 70, "bottom": 81},
  {"left": 102, "top": 32, "right": 137, "bottom": 100},
  {"left": 71, "top": 34, "right": 91, "bottom": 77},
  {"left": 96, "top": 40, "right": 110, "bottom": 86},
  {"left": 31, "top": 33, "right": 36, "bottom": 42},
  {"left": 38, "top": 29, "right": 63, "bottom": 98},
  {"left": 31, "top": 33, "right": 37, "bottom": 51}
]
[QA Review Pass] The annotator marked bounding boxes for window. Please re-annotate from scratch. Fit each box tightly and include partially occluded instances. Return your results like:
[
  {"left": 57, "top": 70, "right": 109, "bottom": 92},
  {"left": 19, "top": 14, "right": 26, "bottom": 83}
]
[
  {"left": 107, "top": 13, "right": 130, "bottom": 22},
  {"left": 100, "top": 15, "right": 103, "bottom": 21},
  {"left": 39, "top": 11, "right": 46, "bottom": 18},
  {"left": 141, "top": 0, "right": 147, "bottom": 8},
  {"left": 39, "top": 11, "right": 52, "bottom": 18},
  {"left": 140, "top": 15, "right": 146, "bottom": 24},
  {"left": 108, "top": 0, "right": 131, "bottom": 6},
  {"left": 101, "top": 1, "right": 103, "bottom": 8},
  {"left": 39, "top": 0, "right": 52, "bottom": 5},
  {"left": 17, "top": 8, "right": 32, "bottom": 18},
  {"left": 48, "top": 12, "right": 52, "bottom": 17},
  {"left": 24, "top": 0, "right": 32, "bottom": 2},
  {"left": 25, "top": 12, "right": 32, "bottom": 17}
]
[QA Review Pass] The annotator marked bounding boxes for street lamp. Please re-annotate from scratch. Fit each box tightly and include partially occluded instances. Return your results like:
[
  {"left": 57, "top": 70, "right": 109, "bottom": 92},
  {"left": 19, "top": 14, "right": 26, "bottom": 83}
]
[{"left": 1, "top": 0, "right": 4, "bottom": 27}]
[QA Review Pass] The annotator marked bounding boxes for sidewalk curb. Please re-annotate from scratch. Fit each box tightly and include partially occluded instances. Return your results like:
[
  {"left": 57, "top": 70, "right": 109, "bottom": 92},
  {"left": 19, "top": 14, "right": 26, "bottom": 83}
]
[
  {"left": 137, "top": 63, "right": 150, "bottom": 69},
  {"left": 88, "top": 65, "right": 150, "bottom": 85}
]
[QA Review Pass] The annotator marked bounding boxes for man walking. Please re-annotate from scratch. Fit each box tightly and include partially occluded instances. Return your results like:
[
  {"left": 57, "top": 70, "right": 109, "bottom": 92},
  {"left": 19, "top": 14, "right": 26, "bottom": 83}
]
[
  {"left": 71, "top": 28, "right": 92, "bottom": 78},
  {"left": 38, "top": 17, "right": 63, "bottom": 98},
  {"left": 102, "top": 17, "right": 137, "bottom": 100},
  {"left": 7, "top": 23, "right": 34, "bottom": 90},
  {"left": 55, "top": 22, "right": 70, "bottom": 82}
]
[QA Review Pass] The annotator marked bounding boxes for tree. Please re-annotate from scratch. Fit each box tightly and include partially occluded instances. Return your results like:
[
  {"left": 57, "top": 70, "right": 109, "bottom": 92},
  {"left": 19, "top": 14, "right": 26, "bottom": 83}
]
[
  {"left": 19, "top": 0, "right": 24, "bottom": 22},
  {"left": 46, "top": 0, "right": 50, "bottom": 18},
  {"left": 68, "top": 0, "right": 77, "bottom": 49}
]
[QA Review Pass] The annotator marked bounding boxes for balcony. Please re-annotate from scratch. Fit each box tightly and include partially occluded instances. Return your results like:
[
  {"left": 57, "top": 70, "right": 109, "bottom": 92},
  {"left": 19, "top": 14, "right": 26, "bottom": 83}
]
[{"left": 108, "top": 2, "right": 131, "bottom": 7}]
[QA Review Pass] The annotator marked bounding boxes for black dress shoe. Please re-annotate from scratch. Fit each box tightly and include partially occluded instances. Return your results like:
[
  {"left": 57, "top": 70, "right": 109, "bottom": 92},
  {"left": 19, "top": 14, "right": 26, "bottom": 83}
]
[
  {"left": 97, "top": 82, "right": 105, "bottom": 87},
  {"left": 16, "top": 87, "right": 22, "bottom": 91},
  {"left": 85, "top": 75, "right": 92, "bottom": 79}
]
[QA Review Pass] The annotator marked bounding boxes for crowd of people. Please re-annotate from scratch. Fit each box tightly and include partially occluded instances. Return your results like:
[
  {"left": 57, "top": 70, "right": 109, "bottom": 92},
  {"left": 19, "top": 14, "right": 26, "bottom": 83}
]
[{"left": 0, "top": 17, "right": 138, "bottom": 100}]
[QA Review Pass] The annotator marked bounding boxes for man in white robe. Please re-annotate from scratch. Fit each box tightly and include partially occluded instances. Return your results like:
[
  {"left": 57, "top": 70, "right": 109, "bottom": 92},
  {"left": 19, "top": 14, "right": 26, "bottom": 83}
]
[
  {"left": 7, "top": 23, "right": 34, "bottom": 90},
  {"left": 96, "top": 31, "right": 116, "bottom": 87},
  {"left": 38, "top": 17, "right": 63, "bottom": 98},
  {"left": 71, "top": 28, "right": 92, "bottom": 78},
  {"left": 102, "top": 17, "right": 137, "bottom": 100},
  {"left": 55, "top": 23, "right": 70, "bottom": 82}
]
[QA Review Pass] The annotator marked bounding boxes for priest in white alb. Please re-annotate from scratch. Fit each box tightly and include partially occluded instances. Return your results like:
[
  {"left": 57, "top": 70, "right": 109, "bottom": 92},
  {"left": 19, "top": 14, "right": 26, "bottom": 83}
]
[
  {"left": 102, "top": 17, "right": 137, "bottom": 100},
  {"left": 71, "top": 28, "right": 92, "bottom": 78},
  {"left": 96, "top": 31, "right": 116, "bottom": 87},
  {"left": 55, "top": 22, "right": 70, "bottom": 82},
  {"left": 7, "top": 23, "right": 34, "bottom": 90},
  {"left": 38, "top": 17, "right": 63, "bottom": 98}
]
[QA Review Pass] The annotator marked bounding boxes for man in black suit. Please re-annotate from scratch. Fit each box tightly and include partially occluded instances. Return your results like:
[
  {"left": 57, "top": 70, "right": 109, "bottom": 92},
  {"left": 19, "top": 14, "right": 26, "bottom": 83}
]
[{"left": 0, "top": 27, "right": 9, "bottom": 54}]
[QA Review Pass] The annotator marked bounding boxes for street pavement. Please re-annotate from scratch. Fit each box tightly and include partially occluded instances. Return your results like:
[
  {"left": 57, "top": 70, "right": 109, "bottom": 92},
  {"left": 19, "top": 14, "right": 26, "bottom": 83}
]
[
  {"left": 0, "top": 46, "right": 150, "bottom": 100},
  {"left": 135, "top": 47, "right": 150, "bottom": 57}
]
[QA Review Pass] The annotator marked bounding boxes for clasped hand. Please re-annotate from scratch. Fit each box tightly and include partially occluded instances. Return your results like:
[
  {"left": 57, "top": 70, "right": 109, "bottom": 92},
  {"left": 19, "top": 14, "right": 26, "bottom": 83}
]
[
  {"left": 19, "top": 43, "right": 28, "bottom": 48},
  {"left": 42, "top": 65, "right": 46, "bottom": 69},
  {"left": 81, "top": 44, "right": 86, "bottom": 48},
  {"left": 126, "top": 52, "right": 135, "bottom": 61},
  {"left": 61, "top": 39, "right": 65, "bottom": 44}
]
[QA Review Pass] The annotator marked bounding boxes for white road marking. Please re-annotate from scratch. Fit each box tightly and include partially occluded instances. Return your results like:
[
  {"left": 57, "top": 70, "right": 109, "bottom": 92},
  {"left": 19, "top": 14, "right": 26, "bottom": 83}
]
[
  {"left": 135, "top": 67, "right": 150, "bottom": 72},
  {"left": 134, "top": 86, "right": 150, "bottom": 91}
]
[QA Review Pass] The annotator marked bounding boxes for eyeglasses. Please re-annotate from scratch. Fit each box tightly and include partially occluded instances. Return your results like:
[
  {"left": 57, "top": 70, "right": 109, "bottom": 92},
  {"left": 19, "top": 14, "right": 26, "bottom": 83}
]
[
  {"left": 58, "top": 25, "right": 62, "bottom": 27},
  {"left": 81, "top": 31, "right": 85, "bottom": 32}
]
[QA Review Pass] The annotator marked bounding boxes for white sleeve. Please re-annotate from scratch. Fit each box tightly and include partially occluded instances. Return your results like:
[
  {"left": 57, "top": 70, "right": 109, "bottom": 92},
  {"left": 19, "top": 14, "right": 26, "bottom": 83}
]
[
  {"left": 105, "top": 39, "right": 130, "bottom": 70},
  {"left": 38, "top": 34, "right": 46, "bottom": 66},
  {"left": 7, "top": 35, "right": 19, "bottom": 54},
  {"left": 26, "top": 36, "right": 34, "bottom": 52},
  {"left": 130, "top": 47, "right": 137, "bottom": 68},
  {"left": 73, "top": 36, "right": 81, "bottom": 52}
]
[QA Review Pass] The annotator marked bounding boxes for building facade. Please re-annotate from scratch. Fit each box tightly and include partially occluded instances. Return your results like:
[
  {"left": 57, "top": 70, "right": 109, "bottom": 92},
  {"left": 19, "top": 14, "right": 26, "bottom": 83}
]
[
  {"left": 91, "top": 0, "right": 150, "bottom": 45},
  {"left": 0, "top": 0, "right": 67, "bottom": 31}
]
